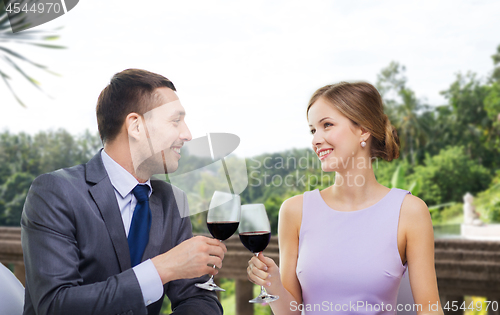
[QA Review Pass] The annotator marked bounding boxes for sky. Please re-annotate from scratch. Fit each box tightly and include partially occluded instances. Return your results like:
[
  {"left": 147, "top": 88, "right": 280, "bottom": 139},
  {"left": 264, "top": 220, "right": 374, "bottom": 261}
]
[{"left": 1, "top": 0, "right": 500, "bottom": 157}]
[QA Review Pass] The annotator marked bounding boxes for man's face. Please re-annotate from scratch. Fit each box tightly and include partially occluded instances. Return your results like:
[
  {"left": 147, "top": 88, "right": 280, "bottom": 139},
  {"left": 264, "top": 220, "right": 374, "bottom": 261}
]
[{"left": 132, "top": 87, "right": 192, "bottom": 176}]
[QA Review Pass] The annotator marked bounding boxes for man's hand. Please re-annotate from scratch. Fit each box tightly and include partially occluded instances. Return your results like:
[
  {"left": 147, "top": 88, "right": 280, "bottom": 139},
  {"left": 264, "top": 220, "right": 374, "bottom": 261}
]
[{"left": 151, "top": 236, "right": 227, "bottom": 284}]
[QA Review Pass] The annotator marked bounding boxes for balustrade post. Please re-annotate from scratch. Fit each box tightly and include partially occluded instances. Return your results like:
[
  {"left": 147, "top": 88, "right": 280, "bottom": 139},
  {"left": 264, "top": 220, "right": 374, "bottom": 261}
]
[
  {"left": 214, "top": 278, "right": 221, "bottom": 301},
  {"left": 236, "top": 279, "right": 254, "bottom": 315}
]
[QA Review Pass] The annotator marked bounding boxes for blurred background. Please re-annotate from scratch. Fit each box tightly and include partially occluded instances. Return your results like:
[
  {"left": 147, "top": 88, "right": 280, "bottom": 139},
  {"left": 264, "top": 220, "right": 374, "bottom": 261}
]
[{"left": 1, "top": 0, "right": 499, "bottom": 314}]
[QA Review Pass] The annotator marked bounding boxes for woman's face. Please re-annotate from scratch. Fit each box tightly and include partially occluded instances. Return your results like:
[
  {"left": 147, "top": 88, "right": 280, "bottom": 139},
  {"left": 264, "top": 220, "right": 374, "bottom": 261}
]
[{"left": 308, "top": 97, "right": 368, "bottom": 172}]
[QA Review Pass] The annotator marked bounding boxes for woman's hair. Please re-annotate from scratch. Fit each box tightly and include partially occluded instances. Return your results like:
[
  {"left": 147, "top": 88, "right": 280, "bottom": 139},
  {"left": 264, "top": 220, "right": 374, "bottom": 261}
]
[{"left": 307, "top": 81, "right": 400, "bottom": 162}]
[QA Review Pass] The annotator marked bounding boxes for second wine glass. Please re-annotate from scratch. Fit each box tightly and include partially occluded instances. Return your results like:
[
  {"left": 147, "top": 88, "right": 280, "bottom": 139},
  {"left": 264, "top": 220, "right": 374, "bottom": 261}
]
[
  {"left": 195, "top": 191, "right": 240, "bottom": 292},
  {"left": 239, "top": 204, "right": 279, "bottom": 303}
]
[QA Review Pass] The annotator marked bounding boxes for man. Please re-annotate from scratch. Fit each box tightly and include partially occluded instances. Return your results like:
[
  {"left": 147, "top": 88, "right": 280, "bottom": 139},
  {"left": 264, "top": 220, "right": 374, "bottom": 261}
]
[{"left": 21, "top": 69, "right": 226, "bottom": 315}]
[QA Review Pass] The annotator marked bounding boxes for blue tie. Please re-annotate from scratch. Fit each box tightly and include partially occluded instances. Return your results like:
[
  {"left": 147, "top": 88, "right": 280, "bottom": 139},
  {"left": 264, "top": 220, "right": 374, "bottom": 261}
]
[{"left": 128, "top": 184, "right": 152, "bottom": 267}]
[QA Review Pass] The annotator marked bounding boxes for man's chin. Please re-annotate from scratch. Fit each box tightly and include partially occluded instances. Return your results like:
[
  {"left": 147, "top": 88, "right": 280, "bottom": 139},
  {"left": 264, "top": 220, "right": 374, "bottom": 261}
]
[
  {"left": 160, "top": 163, "right": 178, "bottom": 174},
  {"left": 135, "top": 153, "right": 178, "bottom": 177}
]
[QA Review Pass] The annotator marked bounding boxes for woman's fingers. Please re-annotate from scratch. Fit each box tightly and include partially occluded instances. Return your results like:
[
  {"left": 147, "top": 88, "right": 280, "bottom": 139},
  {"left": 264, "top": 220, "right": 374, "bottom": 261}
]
[
  {"left": 251, "top": 255, "right": 269, "bottom": 271},
  {"left": 247, "top": 255, "right": 271, "bottom": 286}
]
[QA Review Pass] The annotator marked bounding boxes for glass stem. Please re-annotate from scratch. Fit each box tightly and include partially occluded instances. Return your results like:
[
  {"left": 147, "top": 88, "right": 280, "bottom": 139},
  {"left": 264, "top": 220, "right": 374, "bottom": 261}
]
[
  {"left": 209, "top": 265, "right": 216, "bottom": 281},
  {"left": 255, "top": 252, "right": 268, "bottom": 295}
]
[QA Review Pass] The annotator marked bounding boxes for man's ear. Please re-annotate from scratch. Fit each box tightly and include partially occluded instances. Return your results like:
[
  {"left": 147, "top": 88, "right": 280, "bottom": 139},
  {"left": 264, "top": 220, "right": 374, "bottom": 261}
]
[{"left": 125, "top": 112, "right": 142, "bottom": 141}]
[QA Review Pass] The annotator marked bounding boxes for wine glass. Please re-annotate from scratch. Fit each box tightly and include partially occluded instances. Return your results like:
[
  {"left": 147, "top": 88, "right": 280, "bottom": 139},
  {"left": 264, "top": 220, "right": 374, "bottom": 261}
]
[
  {"left": 195, "top": 191, "right": 241, "bottom": 291},
  {"left": 239, "top": 204, "right": 279, "bottom": 303}
]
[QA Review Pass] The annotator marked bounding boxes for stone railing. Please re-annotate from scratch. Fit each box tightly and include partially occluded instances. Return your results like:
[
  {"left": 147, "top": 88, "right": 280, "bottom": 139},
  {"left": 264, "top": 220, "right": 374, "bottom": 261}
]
[
  {"left": 1, "top": 228, "right": 500, "bottom": 315},
  {"left": 435, "top": 239, "right": 500, "bottom": 315},
  {"left": 0, "top": 227, "right": 24, "bottom": 285}
]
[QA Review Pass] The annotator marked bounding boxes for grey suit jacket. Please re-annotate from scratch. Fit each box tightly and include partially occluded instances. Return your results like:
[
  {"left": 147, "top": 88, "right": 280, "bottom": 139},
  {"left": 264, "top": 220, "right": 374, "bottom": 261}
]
[{"left": 21, "top": 150, "right": 222, "bottom": 315}]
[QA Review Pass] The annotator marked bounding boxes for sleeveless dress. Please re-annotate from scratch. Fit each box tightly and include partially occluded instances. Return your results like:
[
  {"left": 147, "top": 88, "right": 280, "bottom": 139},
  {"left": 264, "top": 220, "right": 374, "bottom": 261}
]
[{"left": 296, "top": 188, "right": 411, "bottom": 314}]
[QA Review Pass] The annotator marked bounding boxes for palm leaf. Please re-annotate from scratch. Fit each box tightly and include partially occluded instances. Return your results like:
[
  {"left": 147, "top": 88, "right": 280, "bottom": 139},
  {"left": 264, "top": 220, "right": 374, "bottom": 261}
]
[
  {"left": 0, "top": 0, "right": 64, "bottom": 107},
  {"left": 390, "top": 164, "right": 406, "bottom": 189},
  {"left": 0, "top": 46, "right": 48, "bottom": 68},
  {"left": 3, "top": 55, "right": 42, "bottom": 90},
  {"left": 0, "top": 69, "right": 26, "bottom": 107}
]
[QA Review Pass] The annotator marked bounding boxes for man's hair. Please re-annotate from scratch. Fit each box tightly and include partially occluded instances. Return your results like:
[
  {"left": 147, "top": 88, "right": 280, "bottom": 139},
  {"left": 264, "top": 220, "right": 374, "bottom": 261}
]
[{"left": 96, "top": 69, "right": 176, "bottom": 143}]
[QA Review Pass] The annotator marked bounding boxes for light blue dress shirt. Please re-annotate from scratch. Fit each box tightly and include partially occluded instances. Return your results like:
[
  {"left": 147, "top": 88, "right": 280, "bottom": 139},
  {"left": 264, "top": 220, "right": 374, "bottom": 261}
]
[{"left": 101, "top": 150, "right": 163, "bottom": 307}]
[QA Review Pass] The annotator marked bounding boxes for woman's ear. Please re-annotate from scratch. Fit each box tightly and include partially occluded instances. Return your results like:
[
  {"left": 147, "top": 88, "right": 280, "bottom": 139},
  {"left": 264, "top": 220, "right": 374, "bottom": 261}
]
[{"left": 360, "top": 127, "right": 371, "bottom": 142}]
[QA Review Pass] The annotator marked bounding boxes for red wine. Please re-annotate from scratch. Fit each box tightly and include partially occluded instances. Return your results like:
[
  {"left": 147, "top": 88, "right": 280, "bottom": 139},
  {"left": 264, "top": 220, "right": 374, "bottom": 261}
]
[
  {"left": 239, "top": 232, "right": 271, "bottom": 253},
  {"left": 207, "top": 222, "right": 239, "bottom": 241}
]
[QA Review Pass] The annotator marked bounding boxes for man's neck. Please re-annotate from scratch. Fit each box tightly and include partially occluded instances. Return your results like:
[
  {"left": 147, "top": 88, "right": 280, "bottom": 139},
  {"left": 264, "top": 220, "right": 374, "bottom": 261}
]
[{"left": 103, "top": 142, "right": 149, "bottom": 183}]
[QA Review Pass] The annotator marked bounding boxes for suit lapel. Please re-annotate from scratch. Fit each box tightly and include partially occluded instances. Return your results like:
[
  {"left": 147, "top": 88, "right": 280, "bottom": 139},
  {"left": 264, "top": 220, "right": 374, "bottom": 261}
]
[{"left": 86, "top": 150, "right": 132, "bottom": 271}]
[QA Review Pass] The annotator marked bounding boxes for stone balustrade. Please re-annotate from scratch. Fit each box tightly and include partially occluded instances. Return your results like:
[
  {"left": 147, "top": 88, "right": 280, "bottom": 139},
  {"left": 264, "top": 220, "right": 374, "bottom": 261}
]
[{"left": 1, "top": 228, "right": 500, "bottom": 315}]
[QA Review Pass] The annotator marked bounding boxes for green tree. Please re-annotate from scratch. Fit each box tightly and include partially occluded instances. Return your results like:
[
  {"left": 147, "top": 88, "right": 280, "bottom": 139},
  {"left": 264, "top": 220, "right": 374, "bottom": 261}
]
[
  {"left": 409, "top": 146, "right": 492, "bottom": 206},
  {"left": 0, "top": 129, "right": 101, "bottom": 226},
  {"left": 376, "top": 62, "right": 432, "bottom": 165},
  {"left": 0, "top": 172, "right": 34, "bottom": 226},
  {"left": 440, "top": 72, "right": 497, "bottom": 168},
  {"left": 492, "top": 44, "right": 500, "bottom": 83},
  {"left": 475, "top": 170, "right": 500, "bottom": 223}
]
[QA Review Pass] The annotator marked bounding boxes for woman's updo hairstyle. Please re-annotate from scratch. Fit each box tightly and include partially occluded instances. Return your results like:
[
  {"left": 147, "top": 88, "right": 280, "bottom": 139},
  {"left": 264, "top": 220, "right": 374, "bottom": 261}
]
[{"left": 307, "top": 81, "right": 400, "bottom": 162}]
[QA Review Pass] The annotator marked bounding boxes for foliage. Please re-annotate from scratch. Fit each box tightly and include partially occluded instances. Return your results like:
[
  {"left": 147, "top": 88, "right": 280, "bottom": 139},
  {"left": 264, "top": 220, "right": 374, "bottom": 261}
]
[
  {"left": 408, "top": 146, "right": 492, "bottom": 207},
  {"left": 492, "top": 44, "right": 500, "bottom": 83},
  {"left": 430, "top": 202, "right": 463, "bottom": 225},
  {"left": 0, "top": 129, "right": 101, "bottom": 226},
  {"left": 464, "top": 296, "right": 488, "bottom": 315},
  {"left": 475, "top": 170, "right": 500, "bottom": 223},
  {"left": 374, "top": 159, "right": 422, "bottom": 196},
  {"left": 376, "top": 61, "right": 433, "bottom": 165},
  {"left": 439, "top": 72, "right": 499, "bottom": 169},
  {"left": 0, "top": 172, "right": 34, "bottom": 225},
  {"left": 0, "top": 0, "right": 64, "bottom": 107}
]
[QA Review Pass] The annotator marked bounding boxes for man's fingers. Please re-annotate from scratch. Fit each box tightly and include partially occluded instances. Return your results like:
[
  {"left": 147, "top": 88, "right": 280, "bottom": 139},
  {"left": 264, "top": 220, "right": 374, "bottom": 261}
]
[
  {"left": 200, "top": 236, "right": 228, "bottom": 253},
  {"left": 207, "top": 256, "right": 223, "bottom": 269},
  {"left": 206, "top": 245, "right": 225, "bottom": 260},
  {"left": 203, "top": 236, "right": 223, "bottom": 246},
  {"left": 206, "top": 265, "right": 219, "bottom": 276}
]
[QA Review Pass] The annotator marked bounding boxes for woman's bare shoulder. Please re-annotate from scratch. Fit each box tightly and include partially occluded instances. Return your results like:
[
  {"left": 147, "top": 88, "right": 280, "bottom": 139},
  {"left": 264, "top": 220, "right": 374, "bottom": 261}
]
[
  {"left": 400, "top": 193, "right": 433, "bottom": 232},
  {"left": 401, "top": 193, "right": 430, "bottom": 217},
  {"left": 278, "top": 194, "right": 304, "bottom": 231},
  {"left": 281, "top": 194, "right": 303, "bottom": 212}
]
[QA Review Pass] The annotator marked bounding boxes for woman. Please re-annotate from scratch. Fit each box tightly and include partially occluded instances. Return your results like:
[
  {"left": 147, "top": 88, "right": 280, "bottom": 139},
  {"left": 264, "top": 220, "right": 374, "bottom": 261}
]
[{"left": 247, "top": 82, "right": 443, "bottom": 314}]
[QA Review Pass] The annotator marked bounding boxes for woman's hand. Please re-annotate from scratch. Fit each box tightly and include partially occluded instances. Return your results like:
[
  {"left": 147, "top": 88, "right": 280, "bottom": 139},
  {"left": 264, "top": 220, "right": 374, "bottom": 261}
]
[{"left": 247, "top": 252, "right": 281, "bottom": 290}]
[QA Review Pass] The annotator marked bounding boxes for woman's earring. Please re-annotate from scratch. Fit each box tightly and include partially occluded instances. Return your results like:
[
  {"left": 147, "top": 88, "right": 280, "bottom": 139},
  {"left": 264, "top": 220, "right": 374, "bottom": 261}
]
[{"left": 361, "top": 140, "right": 366, "bottom": 148}]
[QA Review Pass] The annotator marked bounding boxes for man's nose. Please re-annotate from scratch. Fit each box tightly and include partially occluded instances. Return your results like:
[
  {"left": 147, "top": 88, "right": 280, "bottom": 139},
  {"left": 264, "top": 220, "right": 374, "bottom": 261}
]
[{"left": 181, "top": 122, "right": 192, "bottom": 142}]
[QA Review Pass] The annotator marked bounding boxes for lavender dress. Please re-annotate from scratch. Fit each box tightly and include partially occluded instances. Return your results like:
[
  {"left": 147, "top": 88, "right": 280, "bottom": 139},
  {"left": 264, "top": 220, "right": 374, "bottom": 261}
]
[{"left": 296, "top": 188, "right": 411, "bottom": 314}]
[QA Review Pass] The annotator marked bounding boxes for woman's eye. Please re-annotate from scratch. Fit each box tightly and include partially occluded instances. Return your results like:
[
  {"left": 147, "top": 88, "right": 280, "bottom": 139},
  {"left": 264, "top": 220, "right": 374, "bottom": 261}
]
[
  {"left": 310, "top": 129, "right": 316, "bottom": 135},
  {"left": 324, "top": 122, "right": 333, "bottom": 128}
]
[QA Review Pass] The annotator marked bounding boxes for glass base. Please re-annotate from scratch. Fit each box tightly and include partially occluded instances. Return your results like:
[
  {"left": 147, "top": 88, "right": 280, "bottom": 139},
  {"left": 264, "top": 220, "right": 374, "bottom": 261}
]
[
  {"left": 195, "top": 277, "right": 225, "bottom": 292},
  {"left": 249, "top": 284, "right": 279, "bottom": 304},
  {"left": 249, "top": 293, "right": 279, "bottom": 304}
]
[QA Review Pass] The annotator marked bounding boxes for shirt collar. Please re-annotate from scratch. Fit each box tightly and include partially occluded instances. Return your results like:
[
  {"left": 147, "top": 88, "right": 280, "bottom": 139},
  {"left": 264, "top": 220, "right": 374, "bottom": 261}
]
[{"left": 101, "top": 149, "right": 152, "bottom": 198}]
